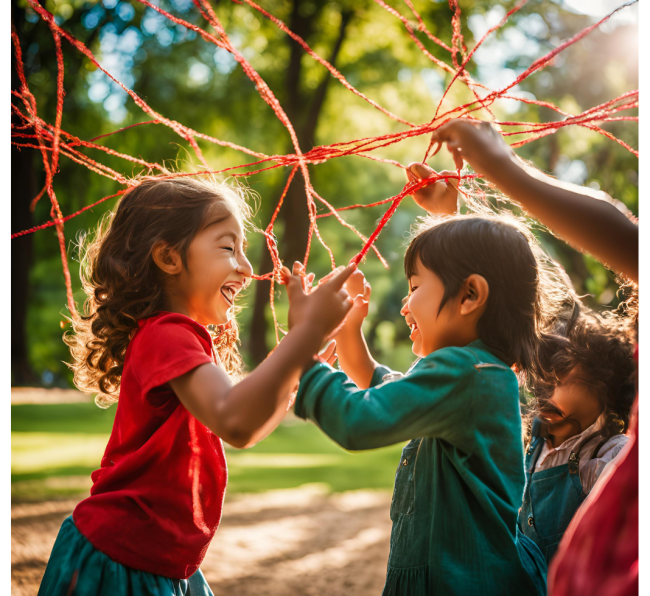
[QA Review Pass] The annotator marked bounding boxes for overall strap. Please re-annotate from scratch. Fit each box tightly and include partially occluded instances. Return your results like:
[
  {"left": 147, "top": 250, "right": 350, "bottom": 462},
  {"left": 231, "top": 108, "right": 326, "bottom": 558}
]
[
  {"left": 526, "top": 418, "right": 545, "bottom": 474},
  {"left": 568, "top": 431, "right": 602, "bottom": 475}
]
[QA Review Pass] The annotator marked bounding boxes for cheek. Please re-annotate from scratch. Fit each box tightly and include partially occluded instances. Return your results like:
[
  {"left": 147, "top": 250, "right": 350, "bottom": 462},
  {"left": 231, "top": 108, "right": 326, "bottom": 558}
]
[{"left": 553, "top": 384, "right": 600, "bottom": 417}]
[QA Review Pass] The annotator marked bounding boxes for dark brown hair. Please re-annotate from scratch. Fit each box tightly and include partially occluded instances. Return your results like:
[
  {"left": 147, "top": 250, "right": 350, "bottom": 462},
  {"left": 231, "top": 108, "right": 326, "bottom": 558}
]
[
  {"left": 404, "top": 214, "right": 573, "bottom": 374},
  {"left": 524, "top": 302, "right": 636, "bottom": 448},
  {"left": 65, "top": 174, "right": 252, "bottom": 407}
]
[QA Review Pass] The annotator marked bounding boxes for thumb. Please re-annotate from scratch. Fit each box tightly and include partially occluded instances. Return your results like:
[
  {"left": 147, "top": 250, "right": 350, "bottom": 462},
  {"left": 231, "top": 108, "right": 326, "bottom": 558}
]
[{"left": 408, "top": 162, "right": 435, "bottom": 180}]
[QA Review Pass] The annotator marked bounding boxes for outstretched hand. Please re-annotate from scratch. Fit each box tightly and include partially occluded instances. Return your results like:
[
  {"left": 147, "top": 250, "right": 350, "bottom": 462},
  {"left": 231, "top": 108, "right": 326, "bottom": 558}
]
[
  {"left": 281, "top": 261, "right": 356, "bottom": 339},
  {"left": 406, "top": 163, "right": 459, "bottom": 216}
]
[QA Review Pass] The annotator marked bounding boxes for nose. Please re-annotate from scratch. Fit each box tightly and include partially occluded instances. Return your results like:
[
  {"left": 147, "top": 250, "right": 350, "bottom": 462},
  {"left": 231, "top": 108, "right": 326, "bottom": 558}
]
[
  {"left": 400, "top": 298, "right": 410, "bottom": 317},
  {"left": 237, "top": 252, "right": 253, "bottom": 279}
]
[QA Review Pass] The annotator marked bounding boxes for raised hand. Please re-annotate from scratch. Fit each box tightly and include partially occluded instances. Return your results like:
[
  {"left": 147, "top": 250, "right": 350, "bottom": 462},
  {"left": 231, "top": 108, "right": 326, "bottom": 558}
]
[
  {"left": 430, "top": 119, "right": 516, "bottom": 180},
  {"left": 406, "top": 163, "right": 459, "bottom": 216},
  {"left": 341, "top": 267, "right": 371, "bottom": 331},
  {"left": 281, "top": 261, "right": 355, "bottom": 338}
]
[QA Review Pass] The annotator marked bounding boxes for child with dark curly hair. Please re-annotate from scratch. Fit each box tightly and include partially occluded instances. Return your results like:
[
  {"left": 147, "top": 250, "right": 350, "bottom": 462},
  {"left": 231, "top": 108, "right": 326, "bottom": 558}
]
[{"left": 519, "top": 303, "right": 636, "bottom": 563}]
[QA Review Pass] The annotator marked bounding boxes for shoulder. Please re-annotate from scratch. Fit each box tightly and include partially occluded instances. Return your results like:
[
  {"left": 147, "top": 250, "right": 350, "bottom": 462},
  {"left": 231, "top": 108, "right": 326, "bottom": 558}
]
[
  {"left": 414, "top": 343, "right": 513, "bottom": 377},
  {"left": 135, "top": 312, "right": 211, "bottom": 344},
  {"left": 130, "top": 312, "right": 213, "bottom": 360},
  {"left": 594, "top": 433, "right": 629, "bottom": 461}
]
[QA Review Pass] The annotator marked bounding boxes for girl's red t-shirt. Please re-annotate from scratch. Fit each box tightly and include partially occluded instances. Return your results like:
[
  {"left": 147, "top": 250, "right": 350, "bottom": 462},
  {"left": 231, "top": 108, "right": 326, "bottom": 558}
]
[{"left": 73, "top": 312, "right": 227, "bottom": 580}]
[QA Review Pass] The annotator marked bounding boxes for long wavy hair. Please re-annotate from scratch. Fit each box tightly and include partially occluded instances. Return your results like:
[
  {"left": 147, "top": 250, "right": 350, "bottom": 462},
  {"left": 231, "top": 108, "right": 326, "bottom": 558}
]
[{"left": 65, "top": 174, "right": 253, "bottom": 407}]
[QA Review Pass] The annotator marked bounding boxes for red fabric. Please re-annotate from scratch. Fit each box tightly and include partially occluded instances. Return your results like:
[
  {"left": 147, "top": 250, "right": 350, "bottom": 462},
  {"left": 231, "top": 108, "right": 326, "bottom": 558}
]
[
  {"left": 548, "top": 348, "right": 638, "bottom": 596},
  {"left": 73, "top": 312, "right": 227, "bottom": 580}
]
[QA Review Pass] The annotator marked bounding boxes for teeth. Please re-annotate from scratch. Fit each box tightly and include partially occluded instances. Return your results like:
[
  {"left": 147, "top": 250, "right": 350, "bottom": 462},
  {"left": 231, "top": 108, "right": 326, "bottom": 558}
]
[{"left": 221, "top": 287, "right": 234, "bottom": 304}]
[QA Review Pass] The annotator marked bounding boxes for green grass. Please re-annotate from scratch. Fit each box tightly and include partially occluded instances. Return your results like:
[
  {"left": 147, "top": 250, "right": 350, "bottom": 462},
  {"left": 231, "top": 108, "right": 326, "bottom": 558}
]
[{"left": 11, "top": 403, "right": 403, "bottom": 501}]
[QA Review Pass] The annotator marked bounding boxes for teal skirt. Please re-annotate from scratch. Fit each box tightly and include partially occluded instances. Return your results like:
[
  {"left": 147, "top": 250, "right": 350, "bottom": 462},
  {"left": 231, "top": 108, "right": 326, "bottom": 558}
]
[{"left": 38, "top": 516, "right": 214, "bottom": 596}]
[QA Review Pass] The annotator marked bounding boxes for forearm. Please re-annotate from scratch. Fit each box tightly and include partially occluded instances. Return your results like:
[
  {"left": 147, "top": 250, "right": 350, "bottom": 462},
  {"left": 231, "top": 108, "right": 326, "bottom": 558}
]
[
  {"left": 219, "top": 323, "right": 324, "bottom": 446},
  {"left": 487, "top": 158, "right": 638, "bottom": 281},
  {"left": 295, "top": 364, "right": 410, "bottom": 450},
  {"left": 335, "top": 326, "right": 378, "bottom": 389}
]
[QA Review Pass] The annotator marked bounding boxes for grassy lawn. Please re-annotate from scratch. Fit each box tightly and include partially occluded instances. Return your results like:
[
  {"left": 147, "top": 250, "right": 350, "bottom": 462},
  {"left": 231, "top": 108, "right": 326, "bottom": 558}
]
[{"left": 12, "top": 403, "right": 403, "bottom": 501}]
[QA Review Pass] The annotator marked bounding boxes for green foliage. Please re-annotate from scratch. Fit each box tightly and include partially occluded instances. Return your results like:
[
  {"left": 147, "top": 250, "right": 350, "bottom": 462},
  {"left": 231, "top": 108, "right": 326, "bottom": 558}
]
[
  {"left": 12, "top": 0, "right": 638, "bottom": 383},
  {"left": 11, "top": 403, "right": 403, "bottom": 501}
]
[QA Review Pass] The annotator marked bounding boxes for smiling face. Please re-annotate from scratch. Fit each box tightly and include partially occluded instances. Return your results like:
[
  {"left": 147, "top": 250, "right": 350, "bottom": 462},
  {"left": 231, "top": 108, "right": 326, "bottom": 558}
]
[
  {"left": 539, "top": 366, "right": 604, "bottom": 443},
  {"left": 173, "top": 210, "right": 252, "bottom": 326},
  {"left": 400, "top": 255, "right": 488, "bottom": 358},
  {"left": 400, "top": 257, "right": 449, "bottom": 357}
]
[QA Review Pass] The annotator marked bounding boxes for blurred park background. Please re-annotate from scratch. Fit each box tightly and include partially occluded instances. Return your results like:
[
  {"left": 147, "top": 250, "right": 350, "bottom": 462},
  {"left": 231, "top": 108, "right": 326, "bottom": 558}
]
[{"left": 11, "top": 0, "right": 637, "bottom": 591}]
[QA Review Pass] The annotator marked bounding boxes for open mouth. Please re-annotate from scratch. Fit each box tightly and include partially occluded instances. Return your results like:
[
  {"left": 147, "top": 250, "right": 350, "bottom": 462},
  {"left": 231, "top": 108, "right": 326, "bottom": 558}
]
[
  {"left": 409, "top": 321, "right": 419, "bottom": 340},
  {"left": 220, "top": 283, "right": 240, "bottom": 306}
]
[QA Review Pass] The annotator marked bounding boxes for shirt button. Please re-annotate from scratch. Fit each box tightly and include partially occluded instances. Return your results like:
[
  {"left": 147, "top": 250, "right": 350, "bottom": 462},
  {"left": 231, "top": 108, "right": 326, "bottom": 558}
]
[
  {"left": 403, "top": 459, "right": 408, "bottom": 466},
  {"left": 528, "top": 516, "right": 534, "bottom": 527}
]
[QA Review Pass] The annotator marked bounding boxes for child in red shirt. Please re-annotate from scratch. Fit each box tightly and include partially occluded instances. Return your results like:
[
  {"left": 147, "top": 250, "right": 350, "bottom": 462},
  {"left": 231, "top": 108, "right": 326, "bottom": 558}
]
[{"left": 38, "top": 175, "right": 355, "bottom": 596}]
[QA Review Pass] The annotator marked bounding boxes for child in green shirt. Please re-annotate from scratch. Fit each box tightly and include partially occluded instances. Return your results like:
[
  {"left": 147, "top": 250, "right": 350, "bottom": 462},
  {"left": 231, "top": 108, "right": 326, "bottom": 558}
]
[{"left": 292, "top": 212, "right": 559, "bottom": 595}]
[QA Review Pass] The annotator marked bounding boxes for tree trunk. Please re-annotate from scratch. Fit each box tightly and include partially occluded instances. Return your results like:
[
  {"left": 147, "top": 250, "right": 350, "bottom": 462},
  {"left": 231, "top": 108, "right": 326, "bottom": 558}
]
[
  {"left": 247, "top": 5, "right": 353, "bottom": 364},
  {"left": 11, "top": 6, "right": 38, "bottom": 384}
]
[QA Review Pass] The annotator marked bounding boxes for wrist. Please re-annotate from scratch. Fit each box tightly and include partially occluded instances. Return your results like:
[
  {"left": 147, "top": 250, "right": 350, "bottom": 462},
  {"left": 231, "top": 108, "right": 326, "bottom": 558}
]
[{"left": 481, "top": 152, "right": 527, "bottom": 191}]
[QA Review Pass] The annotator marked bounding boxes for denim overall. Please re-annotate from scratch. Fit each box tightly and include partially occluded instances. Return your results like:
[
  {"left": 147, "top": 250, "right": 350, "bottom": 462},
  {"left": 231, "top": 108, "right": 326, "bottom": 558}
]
[{"left": 519, "top": 418, "right": 605, "bottom": 564}]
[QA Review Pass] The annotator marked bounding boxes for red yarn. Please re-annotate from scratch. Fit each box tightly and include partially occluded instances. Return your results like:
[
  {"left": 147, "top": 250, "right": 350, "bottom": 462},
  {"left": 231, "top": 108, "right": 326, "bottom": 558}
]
[
  {"left": 12, "top": 0, "right": 638, "bottom": 539},
  {"left": 12, "top": 0, "right": 638, "bottom": 322}
]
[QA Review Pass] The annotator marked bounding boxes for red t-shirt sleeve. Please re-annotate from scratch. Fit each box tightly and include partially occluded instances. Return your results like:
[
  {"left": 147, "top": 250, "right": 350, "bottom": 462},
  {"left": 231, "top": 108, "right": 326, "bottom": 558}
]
[{"left": 133, "top": 314, "right": 213, "bottom": 395}]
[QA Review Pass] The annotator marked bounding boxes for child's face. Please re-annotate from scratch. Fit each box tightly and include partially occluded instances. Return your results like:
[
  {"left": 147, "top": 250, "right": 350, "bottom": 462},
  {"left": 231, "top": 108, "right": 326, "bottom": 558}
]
[
  {"left": 539, "top": 366, "right": 604, "bottom": 436},
  {"left": 400, "top": 256, "right": 454, "bottom": 357},
  {"left": 178, "top": 213, "right": 252, "bottom": 326}
]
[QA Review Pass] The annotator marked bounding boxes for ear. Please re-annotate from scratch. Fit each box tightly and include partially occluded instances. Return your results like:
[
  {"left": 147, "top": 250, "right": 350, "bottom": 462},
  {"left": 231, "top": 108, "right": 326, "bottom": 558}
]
[
  {"left": 152, "top": 241, "right": 183, "bottom": 275},
  {"left": 459, "top": 274, "right": 489, "bottom": 316}
]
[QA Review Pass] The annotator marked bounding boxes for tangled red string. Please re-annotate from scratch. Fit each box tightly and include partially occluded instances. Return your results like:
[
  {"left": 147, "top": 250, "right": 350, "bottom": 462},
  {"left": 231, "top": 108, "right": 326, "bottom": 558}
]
[
  {"left": 12, "top": 0, "right": 638, "bottom": 536},
  {"left": 12, "top": 0, "right": 638, "bottom": 318}
]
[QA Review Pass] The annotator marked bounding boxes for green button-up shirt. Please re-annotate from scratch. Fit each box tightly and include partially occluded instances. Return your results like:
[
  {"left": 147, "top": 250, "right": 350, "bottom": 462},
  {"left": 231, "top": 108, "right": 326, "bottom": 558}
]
[{"left": 295, "top": 340, "right": 547, "bottom": 595}]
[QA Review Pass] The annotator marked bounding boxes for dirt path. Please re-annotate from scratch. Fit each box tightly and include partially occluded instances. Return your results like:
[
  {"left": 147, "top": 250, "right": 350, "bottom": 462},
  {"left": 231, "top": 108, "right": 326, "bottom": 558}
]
[{"left": 12, "top": 485, "right": 392, "bottom": 595}]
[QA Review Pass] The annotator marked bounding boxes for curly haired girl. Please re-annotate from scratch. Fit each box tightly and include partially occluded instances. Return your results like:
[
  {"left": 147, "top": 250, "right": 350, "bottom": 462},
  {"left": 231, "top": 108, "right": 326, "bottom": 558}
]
[
  {"left": 38, "top": 175, "right": 355, "bottom": 596},
  {"left": 519, "top": 301, "right": 636, "bottom": 563}
]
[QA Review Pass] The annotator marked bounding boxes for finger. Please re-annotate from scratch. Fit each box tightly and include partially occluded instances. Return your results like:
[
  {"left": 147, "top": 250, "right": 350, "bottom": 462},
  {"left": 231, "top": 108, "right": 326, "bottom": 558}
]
[
  {"left": 325, "top": 263, "right": 358, "bottom": 290},
  {"left": 284, "top": 273, "right": 306, "bottom": 299},
  {"left": 279, "top": 266, "right": 292, "bottom": 285},
  {"left": 318, "top": 266, "right": 341, "bottom": 286},
  {"left": 319, "top": 339, "right": 337, "bottom": 362},
  {"left": 408, "top": 162, "right": 435, "bottom": 180},
  {"left": 447, "top": 143, "right": 464, "bottom": 171},
  {"left": 363, "top": 282, "right": 372, "bottom": 301},
  {"left": 439, "top": 169, "right": 460, "bottom": 190},
  {"left": 292, "top": 261, "right": 305, "bottom": 276}
]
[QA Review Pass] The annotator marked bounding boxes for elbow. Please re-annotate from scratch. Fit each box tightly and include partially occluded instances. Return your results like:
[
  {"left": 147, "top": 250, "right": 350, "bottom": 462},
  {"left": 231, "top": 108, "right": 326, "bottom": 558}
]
[{"left": 211, "top": 415, "right": 254, "bottom": 449}]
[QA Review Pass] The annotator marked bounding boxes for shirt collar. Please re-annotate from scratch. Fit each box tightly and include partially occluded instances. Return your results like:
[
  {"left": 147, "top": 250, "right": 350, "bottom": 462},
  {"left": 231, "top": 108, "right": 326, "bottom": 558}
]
[{"left": 545, "top": 412, "right": 606, "bottom": 452}]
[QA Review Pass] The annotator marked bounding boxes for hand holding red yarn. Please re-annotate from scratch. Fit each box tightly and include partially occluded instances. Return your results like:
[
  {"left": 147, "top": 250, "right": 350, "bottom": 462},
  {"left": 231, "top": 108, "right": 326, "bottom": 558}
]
[
  {"left": 407, "top": 163, "right": 459, "bottom": 216},
  {"left": 430, "top": 119, "right": 518, "bottom": 182}
]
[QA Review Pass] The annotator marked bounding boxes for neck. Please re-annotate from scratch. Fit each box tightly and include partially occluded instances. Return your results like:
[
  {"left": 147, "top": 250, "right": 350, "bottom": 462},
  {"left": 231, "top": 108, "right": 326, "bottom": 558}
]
[{"left": 163, "top": 287, "right": 192, "bottom": 319}]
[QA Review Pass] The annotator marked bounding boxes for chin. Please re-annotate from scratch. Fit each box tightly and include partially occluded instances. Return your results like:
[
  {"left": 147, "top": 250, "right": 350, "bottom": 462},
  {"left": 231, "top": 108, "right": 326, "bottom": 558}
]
[{"left": 411, "top": 343, "right": 425, "bottom": 358}]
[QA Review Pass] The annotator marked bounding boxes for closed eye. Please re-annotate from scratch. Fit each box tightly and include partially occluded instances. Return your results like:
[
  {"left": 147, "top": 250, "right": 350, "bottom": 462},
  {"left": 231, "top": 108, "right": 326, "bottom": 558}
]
[{"left": 222, "top": 246, "right": 234, "bottom": 252}]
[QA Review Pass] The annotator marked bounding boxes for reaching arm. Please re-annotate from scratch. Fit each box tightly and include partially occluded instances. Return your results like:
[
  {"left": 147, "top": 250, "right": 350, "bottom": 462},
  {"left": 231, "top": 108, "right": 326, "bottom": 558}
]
[
  {"left": 170, "top": 263, "right": 356, "bottom": 448},
  {"left": 294, "top": 346, "right": 478, "bottom": 452},
  {"left": 427, "top": 119, "right": 638, "bottom": 282},
  {"left": 333, "top": 268, "right": 379, "bottom": 389}
]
